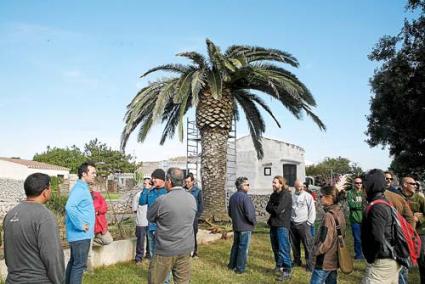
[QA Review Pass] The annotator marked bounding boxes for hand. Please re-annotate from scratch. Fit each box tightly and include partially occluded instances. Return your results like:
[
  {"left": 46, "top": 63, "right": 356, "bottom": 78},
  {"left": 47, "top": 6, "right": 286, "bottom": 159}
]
[
  {"left": 83, "top": 224, "right": 89, "bottom": 232},
  {"left": 414, "top": 212, "right": 423, "bottom": 221}
]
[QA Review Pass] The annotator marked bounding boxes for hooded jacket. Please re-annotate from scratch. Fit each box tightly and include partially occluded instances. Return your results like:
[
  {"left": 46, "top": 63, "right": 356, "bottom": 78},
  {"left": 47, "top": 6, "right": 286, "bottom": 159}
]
[{"left": 361, "top": 170, "right": 395, "bottom": 264}]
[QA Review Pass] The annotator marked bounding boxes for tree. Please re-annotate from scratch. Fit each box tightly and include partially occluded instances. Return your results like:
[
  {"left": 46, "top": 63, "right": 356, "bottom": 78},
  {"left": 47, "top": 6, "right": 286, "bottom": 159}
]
[
  {"left": 33, "top": 145, "right": 86, "bottom": 173},
  {"left": 34, "top": 139, "right": 137, "bottom": 176},
  {"left": 84, "top": 138, "right": 137, "bottom": 176},
  {"left": 121, "top": 39, "right": 325, "bottom": 220},
  {"left": 306, "top": 157, "right": 363, "bottom": 183},
  {"left": 366, "top": 0, "right": 425, "bottom": 180}
]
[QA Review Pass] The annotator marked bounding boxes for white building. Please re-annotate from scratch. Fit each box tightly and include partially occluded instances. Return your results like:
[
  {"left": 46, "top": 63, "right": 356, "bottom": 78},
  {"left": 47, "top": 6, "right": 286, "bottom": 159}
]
[
  {"left": 0, "top": 157, "right": 70, "bottom": 180},
  {"left": 236, "top": 136, "right": 305, "bottom": 194}
]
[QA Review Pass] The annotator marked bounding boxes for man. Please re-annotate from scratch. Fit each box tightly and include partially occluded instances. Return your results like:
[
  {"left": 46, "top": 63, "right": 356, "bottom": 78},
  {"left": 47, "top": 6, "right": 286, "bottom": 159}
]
[
  {"left": 401, "top": 176, "right": 425, "bottom": 284},
  {"left": 228, "top": 176, "right": 257, "bottom": 274},
  {"left": 184, "top": 173, "right": 204, "bottom": 258},
  {"left": 133, "top": 177, "right": 152, "bottom": 263},
  {"left": 3, "top": 173, "right": 64, "bottom": 283},
  {"left": 65, "top": 161, "right": 96, "bottom": 284},
  {"left": 362, "top": 169, "right": 401, "bottom": 283},
  {"left": 346, "top": 176, "right": 365, "bottom": 259},
  {"left": 266, "top": 176, "right": 292, "bottom": 281},
  {"left": 147, "top": 167, "right": 197, "bottom": 284},
  {"left": 139, "top": 169, "right": 168, "bottom": 257},
  {"left": 91, "top": 186, "right": 113, "bottom": 246},
  {"left": 290, "top": 179, "right": 316, "bottom": 271},
  {"left": 385, "top": 171, "right": 401, "bottom": 194}
]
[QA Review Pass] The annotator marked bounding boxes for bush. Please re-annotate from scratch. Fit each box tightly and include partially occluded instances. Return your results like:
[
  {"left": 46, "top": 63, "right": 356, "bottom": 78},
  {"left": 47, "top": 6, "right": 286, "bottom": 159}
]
[{"left": 46, "top": 192, "right": 68, "bottom": 216}]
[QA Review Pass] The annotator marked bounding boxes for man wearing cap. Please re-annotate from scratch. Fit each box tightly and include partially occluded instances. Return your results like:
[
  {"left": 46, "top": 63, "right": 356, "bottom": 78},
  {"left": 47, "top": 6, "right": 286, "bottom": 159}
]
[
  {"left": 4, "top": 173, "right": 64, "bottom": 284},
  {"left": 133, "top": 177, "right": 152, "bottom": 263},
  {"left": 139, "top": 169, "right": 168, "bottom": 257}
]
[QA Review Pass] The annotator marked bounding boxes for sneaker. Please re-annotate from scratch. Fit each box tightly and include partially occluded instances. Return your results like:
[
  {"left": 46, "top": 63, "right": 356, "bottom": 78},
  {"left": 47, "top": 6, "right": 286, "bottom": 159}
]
[
  {"left": 276, "top": 270, "right": 292, "bottom": 282},
  {"left": 274, "top": 267, "right": 283, "bottom": 276},
  {"left": 192, "top": 253, "right": 199, "bottom": 259},
  {"left": 292, "top": 260, "right": 302, "bottom": 267}
]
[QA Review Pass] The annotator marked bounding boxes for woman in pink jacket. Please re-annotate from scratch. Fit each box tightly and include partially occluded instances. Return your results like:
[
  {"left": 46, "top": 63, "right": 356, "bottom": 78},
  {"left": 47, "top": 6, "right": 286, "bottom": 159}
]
[{"left": 90, "top": 188, "right": 113, "bottom": 245}]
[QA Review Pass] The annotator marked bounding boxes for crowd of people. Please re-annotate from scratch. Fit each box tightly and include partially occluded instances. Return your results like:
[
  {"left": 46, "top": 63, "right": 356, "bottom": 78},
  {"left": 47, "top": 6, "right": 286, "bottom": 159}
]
[{"left": 2, "top": 161, "right": 425, "bottom": 284}]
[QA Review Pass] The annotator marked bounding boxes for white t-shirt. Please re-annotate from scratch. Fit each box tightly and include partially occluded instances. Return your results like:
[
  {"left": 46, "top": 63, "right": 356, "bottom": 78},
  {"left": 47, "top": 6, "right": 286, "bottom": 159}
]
[{"left": 132, "top": 190, "right": 148, "bottom": 227}]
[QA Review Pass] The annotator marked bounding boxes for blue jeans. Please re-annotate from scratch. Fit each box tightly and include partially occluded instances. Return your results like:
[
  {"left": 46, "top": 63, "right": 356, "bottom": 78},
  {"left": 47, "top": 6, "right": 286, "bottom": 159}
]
[
  {"left": 310, "top": 269, "right": 337, "bottom": 284},
  {"left": 228, "top": 231, "right": 252, "bottom": 273},
  {"left": 270, "top": 226, "right": 292, "bottom": 269},
  {"left": 351, "top": 223, "right": 363, "bottom": 259},
  {"left": 399, "top": 266, "right": 408, "bottom": 284},
  {"left": 65, "top": 239, "right": 91, "bottom": 284},
  {"left": 148, "top": 230, "right": 156, "bottom": 257}
]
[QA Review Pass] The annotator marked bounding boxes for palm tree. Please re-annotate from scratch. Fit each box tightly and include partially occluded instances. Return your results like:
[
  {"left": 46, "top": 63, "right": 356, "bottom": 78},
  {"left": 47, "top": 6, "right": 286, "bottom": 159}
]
[{"left": 121, "top": 39, "right": 325, "bottom": 220}]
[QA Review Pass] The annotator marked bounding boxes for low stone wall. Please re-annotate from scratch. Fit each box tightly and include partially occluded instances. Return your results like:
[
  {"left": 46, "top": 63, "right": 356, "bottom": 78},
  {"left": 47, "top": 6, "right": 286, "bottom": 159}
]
[
  {"left": 0, "top": 178, "right": 25, "bottom": 220},
  {"left": 0, "top": 229, "right": 225, "bottom": 280}
]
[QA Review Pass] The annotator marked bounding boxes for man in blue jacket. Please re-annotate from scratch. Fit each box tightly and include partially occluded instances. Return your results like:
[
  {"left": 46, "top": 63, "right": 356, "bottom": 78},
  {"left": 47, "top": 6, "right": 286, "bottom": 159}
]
[
  {"left": 139, "top": 168, "right": 168, "bottom": 257},
  {"left": 228, "top": 176, "right": 256, "bottom": 274},
  {"left": 184, "top": 173, "right": 204, "bottom": 258},
  {"left": 65, "top": 161, "right": 96, "bottom": 284}
]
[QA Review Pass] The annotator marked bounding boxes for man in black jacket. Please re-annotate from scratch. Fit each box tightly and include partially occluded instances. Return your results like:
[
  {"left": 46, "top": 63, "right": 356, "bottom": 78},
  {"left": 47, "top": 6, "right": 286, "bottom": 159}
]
[
  {"left": 266, "top": 176, "right": 293, "bottom": 281},
  {"left": 361, "top": 169, "right": 401, "bottom": 283},
  {"left": 228, "top": 176, "right": 256, "bottom": 274}
]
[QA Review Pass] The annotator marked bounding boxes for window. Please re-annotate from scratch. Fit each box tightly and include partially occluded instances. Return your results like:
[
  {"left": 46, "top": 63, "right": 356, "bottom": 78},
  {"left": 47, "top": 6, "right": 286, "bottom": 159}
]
[
  {"left": 282, "top": 164, "right": 297, "bottom": 187},
  {"left": 264, "top": 167, "right": 271, "bottom": 176}
]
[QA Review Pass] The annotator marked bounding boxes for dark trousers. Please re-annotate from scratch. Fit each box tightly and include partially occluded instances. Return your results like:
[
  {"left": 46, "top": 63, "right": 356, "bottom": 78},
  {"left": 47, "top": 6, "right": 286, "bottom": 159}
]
[
  {"left": 193, "top": 219, "right": 199, "bottom": 256},
  {"left": 419, "top": 234, "right": 425, "bottom": 284},
  {"left": 135, "top": 226, "right": 148, "bottom": 261},
  {"left": 65, "top": 239, "right": 91, "bottom": 284},
  {"left": 290, "top": 221, "right": 314, "bottom": 271},
  {"left": 351, "top": 223, "right": 363, "bottom": 259}
]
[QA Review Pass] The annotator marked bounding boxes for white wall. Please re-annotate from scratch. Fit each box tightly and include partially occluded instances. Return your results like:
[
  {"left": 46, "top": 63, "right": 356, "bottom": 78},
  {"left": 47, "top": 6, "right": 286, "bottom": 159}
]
[
  {"left": 0, "top": 160, "right": 70, "bottom": 180},
  {"left": 0, "top": 160, "right": 29, "bottom": 180},
  {"left": 236, "top": 136, "right": 306, "bottom": 194}
]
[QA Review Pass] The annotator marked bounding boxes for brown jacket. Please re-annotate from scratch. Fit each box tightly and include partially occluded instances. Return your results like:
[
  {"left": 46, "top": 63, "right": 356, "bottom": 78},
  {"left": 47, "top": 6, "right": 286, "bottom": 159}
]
[
  {"left": 384, "top": 190, "right": 414, "bottom": 226},
  {"left": 313, "top": 204, "right": 346, "bottom": 271}
]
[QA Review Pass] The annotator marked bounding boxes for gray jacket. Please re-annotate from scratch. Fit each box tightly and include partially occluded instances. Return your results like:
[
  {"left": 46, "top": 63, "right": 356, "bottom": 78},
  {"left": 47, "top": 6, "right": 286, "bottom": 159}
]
[{"left": 147, "top": 186, "right": 197, "bottom": 256}]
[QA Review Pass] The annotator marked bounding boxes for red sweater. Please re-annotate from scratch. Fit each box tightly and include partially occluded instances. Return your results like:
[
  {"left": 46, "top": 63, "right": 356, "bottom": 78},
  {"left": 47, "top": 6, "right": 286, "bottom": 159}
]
[{"left": 91, "top": 191, "right": 108, "bottom": 234}]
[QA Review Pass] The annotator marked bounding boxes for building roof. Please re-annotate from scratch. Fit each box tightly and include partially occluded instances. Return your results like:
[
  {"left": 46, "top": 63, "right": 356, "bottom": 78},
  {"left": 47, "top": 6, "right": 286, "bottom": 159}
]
[
  {"left": 0, "top": 157, "right": 70, "bottom": 171},
  {"left": 237, "top": 135, "right": 305, "bottom": 152}
]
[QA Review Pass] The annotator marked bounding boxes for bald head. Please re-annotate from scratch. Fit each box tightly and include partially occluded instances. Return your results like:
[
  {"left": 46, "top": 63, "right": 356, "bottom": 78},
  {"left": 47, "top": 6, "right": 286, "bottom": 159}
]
[{"left": 294, "top": 179, "right": 303, "bottom": 192}]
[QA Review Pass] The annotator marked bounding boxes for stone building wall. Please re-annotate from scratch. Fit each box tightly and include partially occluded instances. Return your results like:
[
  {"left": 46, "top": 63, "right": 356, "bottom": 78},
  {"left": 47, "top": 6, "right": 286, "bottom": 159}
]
[{"left": 0, "top": 178, "right": 25, "bottom": 220}]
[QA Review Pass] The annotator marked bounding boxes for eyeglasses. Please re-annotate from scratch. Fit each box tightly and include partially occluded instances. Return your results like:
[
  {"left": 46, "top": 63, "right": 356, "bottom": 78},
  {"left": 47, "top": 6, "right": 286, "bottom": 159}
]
[
  {"left": 244, "top": 184, "right": 250, "bottom": 186},
  {"left": 385, "top": 178, "right": 393, "bottom": 181},
  {"left": 407, "top": 182, "right": 417, "bottom": 186},
  {"left": 354, "top": 182, "right": 362, "bottom": 185}
]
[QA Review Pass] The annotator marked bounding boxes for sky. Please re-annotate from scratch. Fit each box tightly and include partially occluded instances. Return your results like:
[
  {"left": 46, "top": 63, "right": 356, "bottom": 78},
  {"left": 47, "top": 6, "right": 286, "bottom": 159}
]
[{"left": 0, "top": 1, "right": 412, "bottom": 171}]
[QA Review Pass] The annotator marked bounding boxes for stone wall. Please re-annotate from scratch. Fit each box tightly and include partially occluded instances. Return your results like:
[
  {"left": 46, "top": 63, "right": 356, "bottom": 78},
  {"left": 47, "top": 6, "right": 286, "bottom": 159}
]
[
  {"left": 0, "top": 178, "right": 25, "bottom": 219},
  {"left": 248, "top": 193, "right": 270, "bottom": 222}
]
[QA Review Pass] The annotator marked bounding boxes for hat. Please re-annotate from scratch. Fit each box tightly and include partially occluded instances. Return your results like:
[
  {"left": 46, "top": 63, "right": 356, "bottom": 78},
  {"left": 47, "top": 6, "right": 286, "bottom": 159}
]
[{"left": 151, "top": 169, "right": 166, "bottom": 181}]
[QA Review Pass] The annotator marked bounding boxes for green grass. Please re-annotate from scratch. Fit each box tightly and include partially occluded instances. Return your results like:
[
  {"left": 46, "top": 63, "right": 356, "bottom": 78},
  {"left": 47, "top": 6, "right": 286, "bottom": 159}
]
[
  {"left": 83, "top": 223, "right": 420, "bottom": 284},
  {"left": 104, "top": 192, "right": 121, "bottom": 201}
]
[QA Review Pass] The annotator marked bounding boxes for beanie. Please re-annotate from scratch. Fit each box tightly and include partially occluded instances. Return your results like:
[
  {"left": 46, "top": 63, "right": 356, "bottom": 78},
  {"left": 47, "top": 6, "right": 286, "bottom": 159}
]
[
  {"left": 151, "top": 169, "right": 166, "bottom": 181},
  {"left": 363, "top": 169, "right": 386, "bottom": 196}
]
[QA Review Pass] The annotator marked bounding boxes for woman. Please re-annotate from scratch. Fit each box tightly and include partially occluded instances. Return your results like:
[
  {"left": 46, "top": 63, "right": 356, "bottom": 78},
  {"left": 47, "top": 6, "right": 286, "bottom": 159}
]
[
  {"left": 310, "top": 185, "right": 346, "bottom": 284},
  {"left": 266, "top": 176, "right": 293, "bottom": 281},
  {"left": 90, "top": 186, "right": 113, "bottom": 246}
]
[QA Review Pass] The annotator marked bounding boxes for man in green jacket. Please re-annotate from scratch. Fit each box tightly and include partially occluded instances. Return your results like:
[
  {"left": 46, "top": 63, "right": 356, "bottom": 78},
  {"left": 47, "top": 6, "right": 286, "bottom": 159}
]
[
  {"left": 401, "top": 176, "right": 425, "bottom": 284},
  {"left": 346, "top": 176, "right": 365, "bottom": 260}
]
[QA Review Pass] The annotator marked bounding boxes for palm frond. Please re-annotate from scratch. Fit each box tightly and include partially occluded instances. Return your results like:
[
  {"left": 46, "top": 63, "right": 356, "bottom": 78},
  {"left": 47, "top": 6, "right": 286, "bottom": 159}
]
[
  {"left": 206, "top": 70, "right": 223, "bottom": 99},
  {"left": 177, "top": 51, "right": 208, "bottom": 68},
  {"left": 225, "top": 45, "right": 299, "bottom": 67},
  {"left": 235, "top": 90, "right": 281, "bottom": 127},
  {"left": 141, "top": 64, "right": 194, "bottom": 78},
  {"left": 191, "top": 69, "right": 206, "bottom": 107},
  {"left": 234, "top": 92, "right": 266, "bottom": 159},
  {"left": 302, "top": 105, "right": 326, "bottom": 130}
]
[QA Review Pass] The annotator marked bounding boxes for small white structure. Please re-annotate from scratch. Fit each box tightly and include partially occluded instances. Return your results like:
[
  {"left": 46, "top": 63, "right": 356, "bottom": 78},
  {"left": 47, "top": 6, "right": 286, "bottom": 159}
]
[
  {"left": 0, "top": 157, "right": 70, "bottom": 180},
  {"left": 236, "top": 136, "right": 305, "bottom": 194}
]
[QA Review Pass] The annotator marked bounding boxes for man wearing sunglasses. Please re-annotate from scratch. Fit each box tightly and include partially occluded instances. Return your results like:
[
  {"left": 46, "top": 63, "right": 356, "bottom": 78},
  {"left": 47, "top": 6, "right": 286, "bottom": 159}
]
[
  {"left": 4, "top": 173, "right": 64, "bottom": 284},
  {"left": 346, "top": 177, "right": 365, "bottom": 260},
  {"left": 401, "top": 176, "right": 425, "bottom": 284}
]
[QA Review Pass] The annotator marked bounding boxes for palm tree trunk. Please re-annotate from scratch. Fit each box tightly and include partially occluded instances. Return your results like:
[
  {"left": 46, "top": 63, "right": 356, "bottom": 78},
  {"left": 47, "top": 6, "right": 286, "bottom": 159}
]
[
  {"left": 199, "top": 127, "right": 230, "bottom": 221},
  {"left": 196, "top": 90, "right": 234, "bottom": 221}
]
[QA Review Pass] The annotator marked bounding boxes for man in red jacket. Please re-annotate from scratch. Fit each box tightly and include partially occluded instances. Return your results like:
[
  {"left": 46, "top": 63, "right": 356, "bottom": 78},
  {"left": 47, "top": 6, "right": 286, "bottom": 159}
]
[{"left": 91, "top": 187, "right": 113, "bottom": 245}]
